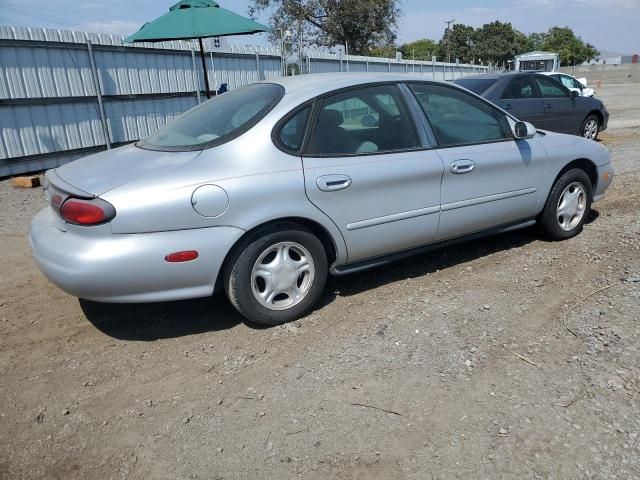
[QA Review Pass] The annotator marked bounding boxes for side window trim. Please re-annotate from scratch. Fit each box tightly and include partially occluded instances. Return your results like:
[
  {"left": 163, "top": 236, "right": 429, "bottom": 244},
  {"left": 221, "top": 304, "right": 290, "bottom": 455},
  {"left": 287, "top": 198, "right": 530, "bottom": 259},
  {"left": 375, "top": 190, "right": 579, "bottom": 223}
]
[
  {"left": 301, "top": 82, "right": 424, "bottom": 158},
  {"left": 529, "top": 75, "right": 543, "bottom": 98},
  {"left": 406, "top": 81, "right": 515, "bottom": 149},
  {"left": 398, "top": 82, "right": 437, "bottom": 148}
]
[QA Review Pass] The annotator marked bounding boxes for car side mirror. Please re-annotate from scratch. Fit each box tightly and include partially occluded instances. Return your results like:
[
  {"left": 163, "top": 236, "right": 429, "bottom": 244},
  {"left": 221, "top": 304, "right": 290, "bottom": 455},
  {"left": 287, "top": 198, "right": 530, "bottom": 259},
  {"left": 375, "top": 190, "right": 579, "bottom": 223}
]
[
  {"left": 570, "top": 90, "right": 579, "bottom": 99},
  {"left": 513, "top": 121, "right": 536, "bottom": 140}
]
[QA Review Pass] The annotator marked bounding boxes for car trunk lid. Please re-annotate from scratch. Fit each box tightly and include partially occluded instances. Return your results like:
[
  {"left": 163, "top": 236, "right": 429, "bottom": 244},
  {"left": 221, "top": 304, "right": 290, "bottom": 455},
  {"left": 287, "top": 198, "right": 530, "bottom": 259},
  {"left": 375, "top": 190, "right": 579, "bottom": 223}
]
[{"left": 53, "top": 143, "right": 201, "bottom": 196}]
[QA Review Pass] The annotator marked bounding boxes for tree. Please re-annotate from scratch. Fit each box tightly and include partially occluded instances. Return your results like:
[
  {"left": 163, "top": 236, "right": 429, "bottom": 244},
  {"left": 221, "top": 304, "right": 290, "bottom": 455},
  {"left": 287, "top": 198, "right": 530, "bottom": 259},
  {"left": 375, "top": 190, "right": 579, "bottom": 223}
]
[
  {"left": 527, "top": 32, "right": 546, "bottom": 51},
  {"left": 399, "top": 39, "right": 438, "bottom": 61},
  {"left": 473, "top": 21, "right": 529, "bottom": 65},
  {"left": 541, "top": 27, "right": 599, "bottom": 66},
  {"left": 249, "top": 0, "right": 400, "bottom": 55},
  {"left": 439, "top": 24, "right": 475, "bottom": 63},
  {"left": 368, "top": 44, "right": 397, "bottom": 58}
]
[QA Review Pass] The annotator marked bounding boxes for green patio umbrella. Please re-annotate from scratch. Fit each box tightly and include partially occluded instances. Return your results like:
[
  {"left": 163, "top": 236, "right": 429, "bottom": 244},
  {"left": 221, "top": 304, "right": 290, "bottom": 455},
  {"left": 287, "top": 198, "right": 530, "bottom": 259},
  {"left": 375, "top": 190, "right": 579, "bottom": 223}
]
[{"left": 126, "top": 0, "right": 270, "bottom": 98}]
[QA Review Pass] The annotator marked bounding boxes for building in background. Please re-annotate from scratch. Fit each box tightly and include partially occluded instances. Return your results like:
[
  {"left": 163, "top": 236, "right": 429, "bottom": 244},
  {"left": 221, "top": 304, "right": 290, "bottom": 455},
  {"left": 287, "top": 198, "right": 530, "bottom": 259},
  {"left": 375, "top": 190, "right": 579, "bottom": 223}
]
[
  {"left": 587, "top": 50, "right": 639, "bottom": 65},
  {"left": 515, "top": 51, "right": 560, "bottom": 72}
]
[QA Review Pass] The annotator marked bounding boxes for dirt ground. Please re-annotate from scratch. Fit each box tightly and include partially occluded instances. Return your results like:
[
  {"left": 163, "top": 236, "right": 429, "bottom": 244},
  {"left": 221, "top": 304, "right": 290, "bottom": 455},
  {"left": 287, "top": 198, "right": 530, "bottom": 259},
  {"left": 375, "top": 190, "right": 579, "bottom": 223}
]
[{"left": 1, "top": 85, "right": 639, "bottom": 480}]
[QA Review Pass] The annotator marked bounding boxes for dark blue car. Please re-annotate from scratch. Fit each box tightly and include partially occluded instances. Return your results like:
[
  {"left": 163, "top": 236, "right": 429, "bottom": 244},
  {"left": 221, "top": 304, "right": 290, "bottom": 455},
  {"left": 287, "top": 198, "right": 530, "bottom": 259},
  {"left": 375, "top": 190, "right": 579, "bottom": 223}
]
[{"left": 454, "top": 72, "right": 609, "bottom": 140}]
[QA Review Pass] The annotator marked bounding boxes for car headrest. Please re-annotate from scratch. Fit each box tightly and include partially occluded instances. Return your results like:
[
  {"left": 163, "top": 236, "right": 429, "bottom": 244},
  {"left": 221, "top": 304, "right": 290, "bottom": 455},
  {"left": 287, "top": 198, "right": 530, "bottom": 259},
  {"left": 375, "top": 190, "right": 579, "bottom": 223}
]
[{"left": 318, "top": 109, "right": 344, "bottom": 129}]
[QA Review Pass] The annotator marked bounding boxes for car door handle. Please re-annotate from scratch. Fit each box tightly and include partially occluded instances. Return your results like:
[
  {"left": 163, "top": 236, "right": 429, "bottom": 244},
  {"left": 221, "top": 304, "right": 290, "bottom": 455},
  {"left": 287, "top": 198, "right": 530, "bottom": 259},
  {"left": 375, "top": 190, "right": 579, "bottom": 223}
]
[
  {"left": 451, "top": 160, "right": 476, "bottom": 175},
  {"left": 503, "top": 103, "right": 513, "bottom": 111},
  {"left": 544, "top": 103, "right": 553, "bottom": 109},
  {"left": 317, "top": 174, "right": 352, "bottom": 192}
]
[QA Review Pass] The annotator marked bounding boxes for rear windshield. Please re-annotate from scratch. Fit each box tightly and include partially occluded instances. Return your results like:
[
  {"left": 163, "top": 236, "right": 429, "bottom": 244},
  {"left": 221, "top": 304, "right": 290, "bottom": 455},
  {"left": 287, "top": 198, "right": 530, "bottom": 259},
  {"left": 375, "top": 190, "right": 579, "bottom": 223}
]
[
  {"left": 454, "top": 78, "right": 498, "bottom": 95},
  {"left": 138, "top": 83, "right": 284, "bottom": 151}
]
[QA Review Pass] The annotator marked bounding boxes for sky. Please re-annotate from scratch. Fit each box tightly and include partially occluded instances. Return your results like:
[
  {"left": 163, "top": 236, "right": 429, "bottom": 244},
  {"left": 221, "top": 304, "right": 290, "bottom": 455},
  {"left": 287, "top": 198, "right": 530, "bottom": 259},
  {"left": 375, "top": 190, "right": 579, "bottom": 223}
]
[{"left": 0, "top": 0, "right": 637, "bottom": 54}]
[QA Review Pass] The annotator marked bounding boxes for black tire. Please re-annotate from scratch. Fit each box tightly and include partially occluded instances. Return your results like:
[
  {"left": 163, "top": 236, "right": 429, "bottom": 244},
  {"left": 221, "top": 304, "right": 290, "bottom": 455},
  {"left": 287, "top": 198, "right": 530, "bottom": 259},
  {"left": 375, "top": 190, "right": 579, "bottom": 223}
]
[
  {"left": 223, "top": 223, "right": 328, "bottom": 326},
  {"left": 579, "top": 114, "right": 600, "bottom": 140},
  {"left": 538, "top": 168, "right": 593, "bottom": 240}
]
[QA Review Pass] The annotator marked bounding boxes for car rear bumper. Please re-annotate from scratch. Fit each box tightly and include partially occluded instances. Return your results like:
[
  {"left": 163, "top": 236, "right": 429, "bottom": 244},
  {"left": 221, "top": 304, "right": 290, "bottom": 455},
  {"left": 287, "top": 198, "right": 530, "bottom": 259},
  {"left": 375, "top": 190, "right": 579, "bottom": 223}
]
[{"left": 29, "top": 208, "right": 244, "bottom": 303}]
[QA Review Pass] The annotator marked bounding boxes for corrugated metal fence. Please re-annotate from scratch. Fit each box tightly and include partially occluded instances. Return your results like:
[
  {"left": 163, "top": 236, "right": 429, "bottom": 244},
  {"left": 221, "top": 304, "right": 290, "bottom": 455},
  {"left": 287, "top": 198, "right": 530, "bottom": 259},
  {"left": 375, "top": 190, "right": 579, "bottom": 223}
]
[{"left": 0, "top": 26, "right": 490, "bottom": 177}]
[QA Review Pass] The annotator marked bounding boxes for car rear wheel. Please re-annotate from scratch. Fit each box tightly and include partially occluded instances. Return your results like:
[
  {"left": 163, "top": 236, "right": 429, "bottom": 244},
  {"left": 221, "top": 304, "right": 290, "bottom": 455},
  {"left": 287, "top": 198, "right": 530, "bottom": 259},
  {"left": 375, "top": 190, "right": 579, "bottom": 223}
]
[
  {"left": 580, "top": 114, "right": 600, "bottom": 140},
  {"left": 223, "top": 224, "right": 328, "bottom": 326},
  {"left": 538, "top": 168, "right": 593, "bottom": 240}
]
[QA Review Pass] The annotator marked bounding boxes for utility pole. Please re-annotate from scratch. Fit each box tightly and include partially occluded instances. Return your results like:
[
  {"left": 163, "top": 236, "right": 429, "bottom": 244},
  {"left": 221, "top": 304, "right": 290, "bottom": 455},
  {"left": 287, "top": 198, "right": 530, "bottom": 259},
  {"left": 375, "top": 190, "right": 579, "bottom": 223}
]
[{"left": 444, "top": 19, "right": 455, "bottom": 64}]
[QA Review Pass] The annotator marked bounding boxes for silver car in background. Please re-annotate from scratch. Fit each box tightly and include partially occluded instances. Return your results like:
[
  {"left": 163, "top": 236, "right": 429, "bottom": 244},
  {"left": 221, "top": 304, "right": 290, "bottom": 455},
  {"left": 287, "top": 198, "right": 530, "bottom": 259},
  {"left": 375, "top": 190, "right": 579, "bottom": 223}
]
[{"left": 30, "top": 73, "right": 614, "bottom": 325}]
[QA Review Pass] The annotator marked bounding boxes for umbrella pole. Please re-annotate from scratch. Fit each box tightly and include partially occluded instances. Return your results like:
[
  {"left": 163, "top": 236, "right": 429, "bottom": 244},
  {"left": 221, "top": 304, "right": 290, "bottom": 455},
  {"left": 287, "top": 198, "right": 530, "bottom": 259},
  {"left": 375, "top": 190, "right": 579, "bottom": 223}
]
[{"left": 198, "top": 38, "right": 211, "bottom": 99}]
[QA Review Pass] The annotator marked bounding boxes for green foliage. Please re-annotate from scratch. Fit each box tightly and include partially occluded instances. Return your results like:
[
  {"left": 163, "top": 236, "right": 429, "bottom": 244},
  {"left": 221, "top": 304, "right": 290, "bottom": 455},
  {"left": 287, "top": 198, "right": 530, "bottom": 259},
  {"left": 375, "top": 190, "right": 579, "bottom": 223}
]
[
  {"left": 527, "top": 32, "right": 546, "bottom": 51},
  {"left": 473, "top": 21, "right": 530, "bottom": 65},
  {"left": 398, "top": 39, "right": 438, "bottom": 61},
  {"left": 540, "top": 27, "right": 599, "bottom": 66},
  {"left": 249, "top": 0, "right": 400, "bottom": 55},
  {"left": 439, "top": 24, "right": 475, "bottom": 63},
  {"left": 432, "top": 22, "right": 599, "bottom": 67},
  {"left": 368, "top": 44, "right": 397, "bottom": 58}
]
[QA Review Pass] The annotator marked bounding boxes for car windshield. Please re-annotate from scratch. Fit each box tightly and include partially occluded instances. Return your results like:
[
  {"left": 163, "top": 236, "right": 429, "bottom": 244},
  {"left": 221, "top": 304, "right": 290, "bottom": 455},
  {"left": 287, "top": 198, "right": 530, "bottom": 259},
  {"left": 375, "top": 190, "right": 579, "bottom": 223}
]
[
  {"left": 138, "top": 83, "right": 284, "bottom": 151},
  {"left": 454, "top": 78, "right": 498, "bottom": 95}
]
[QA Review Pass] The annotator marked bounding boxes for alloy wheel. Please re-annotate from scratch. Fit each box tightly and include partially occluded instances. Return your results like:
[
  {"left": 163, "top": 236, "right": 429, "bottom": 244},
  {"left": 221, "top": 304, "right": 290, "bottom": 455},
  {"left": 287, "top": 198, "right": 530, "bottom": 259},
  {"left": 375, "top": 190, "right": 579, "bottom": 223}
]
[
  {"left": 583, "top": 119, "right": 599, "bottom": 139},
  {"left": 251, "top": 242, "right": 315, "bottom": 311},
  {"left": 556, "top": 182, "right": 587, "bottom": 231}
]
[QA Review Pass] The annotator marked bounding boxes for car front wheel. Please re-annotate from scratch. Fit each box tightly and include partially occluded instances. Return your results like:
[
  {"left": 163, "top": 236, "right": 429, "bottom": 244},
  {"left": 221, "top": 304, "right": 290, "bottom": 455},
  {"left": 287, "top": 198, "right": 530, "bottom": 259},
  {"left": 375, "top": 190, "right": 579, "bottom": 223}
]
[
  {"left": 223, "top": 224, "right": 328, "bottom": 325},
  {"left": 538, "top": 168, "right": 593, "bottom": 240},
  {"left": 580, "top": 114, "right": 600, "bottom": 140}
]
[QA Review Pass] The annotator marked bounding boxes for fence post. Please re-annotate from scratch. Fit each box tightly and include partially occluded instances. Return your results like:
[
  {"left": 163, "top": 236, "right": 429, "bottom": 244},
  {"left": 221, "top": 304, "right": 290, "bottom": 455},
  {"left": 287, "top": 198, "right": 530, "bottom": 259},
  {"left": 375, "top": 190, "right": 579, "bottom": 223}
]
[
  {"left": 191, "top": 46, "right": 202, "bottom": 104},
  {"left": 86, "top": 39, "right": 111, "bottom": 149},
  {"left": 210, "top": 51, "right": 218, "bottom": 91},
  {"left": 255, "top": 52, "right": 264, "bottom": 80},
  {"left": 432, "top": 56, "right": 436, "bottom": 78}
]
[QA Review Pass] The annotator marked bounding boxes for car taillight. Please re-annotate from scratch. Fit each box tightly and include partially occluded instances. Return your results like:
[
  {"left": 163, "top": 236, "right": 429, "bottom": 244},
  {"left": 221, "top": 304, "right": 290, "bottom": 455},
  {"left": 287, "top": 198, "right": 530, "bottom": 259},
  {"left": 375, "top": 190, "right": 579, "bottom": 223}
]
[{"left": 60, "top": 198, "right": 115, "bottom": 225}]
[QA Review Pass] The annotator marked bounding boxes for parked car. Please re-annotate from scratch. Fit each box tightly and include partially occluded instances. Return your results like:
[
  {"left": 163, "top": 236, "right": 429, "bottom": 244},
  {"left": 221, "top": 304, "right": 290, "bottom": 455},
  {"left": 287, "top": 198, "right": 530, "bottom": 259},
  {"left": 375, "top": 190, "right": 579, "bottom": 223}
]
[
  {"left": 30, "top": 73, "right": 614, "bottom": 326},
  {"left": 541, "top": 72, "right": 595, "bottom": 97},
  {"left": 454, "top": 72, "right": 608, "bottom": 140}
]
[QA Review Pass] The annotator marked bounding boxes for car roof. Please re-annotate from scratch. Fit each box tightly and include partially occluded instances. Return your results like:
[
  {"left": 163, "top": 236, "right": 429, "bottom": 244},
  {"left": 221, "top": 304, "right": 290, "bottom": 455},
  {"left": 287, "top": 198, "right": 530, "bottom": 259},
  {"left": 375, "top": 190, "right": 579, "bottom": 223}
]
[
  {"left": 262, "top": 72, "right": 451, "bottom": 103},
  {"left": 455, "top": 72, "right": 523, "bottom": 80},
  {"left": 539, "top": 71, "right": 574, "bottom": 78}
]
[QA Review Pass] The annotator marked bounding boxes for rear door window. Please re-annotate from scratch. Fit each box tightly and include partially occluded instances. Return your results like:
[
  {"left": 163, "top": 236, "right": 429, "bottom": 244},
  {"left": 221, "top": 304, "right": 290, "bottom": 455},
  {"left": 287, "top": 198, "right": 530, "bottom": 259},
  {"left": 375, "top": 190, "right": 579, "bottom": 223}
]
[
  {"left": 502, "top": 77, "right": 537, "bottom": 99},
  {"left": 305, "top": 84, "right": 420, "bottom": 156}
]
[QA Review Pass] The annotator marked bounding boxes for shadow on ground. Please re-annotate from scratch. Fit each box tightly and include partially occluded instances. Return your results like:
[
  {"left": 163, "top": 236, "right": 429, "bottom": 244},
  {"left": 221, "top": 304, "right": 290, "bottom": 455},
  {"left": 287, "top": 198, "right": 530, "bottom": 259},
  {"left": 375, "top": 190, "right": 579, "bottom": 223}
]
[
  {"left": 80, "top": 293, "right": 245, "bottom": 341},
  {"left": 81, "top": 213, "right": 600, "bottom": 341}
]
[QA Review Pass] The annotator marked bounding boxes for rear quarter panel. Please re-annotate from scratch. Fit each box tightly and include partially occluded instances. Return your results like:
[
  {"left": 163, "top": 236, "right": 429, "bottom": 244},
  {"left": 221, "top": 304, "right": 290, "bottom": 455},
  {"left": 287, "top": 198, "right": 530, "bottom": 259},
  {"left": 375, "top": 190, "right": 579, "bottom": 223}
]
[{"left": 100, "top": 121, "right": 349, "bottom": 265}]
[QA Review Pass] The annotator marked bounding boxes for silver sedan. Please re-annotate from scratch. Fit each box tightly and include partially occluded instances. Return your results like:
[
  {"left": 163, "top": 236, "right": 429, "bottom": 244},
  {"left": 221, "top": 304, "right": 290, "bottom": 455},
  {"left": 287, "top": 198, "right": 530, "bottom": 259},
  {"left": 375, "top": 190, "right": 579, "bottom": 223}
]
[{"left": 30, "top": 73, "right": 614, "bottom": 325}]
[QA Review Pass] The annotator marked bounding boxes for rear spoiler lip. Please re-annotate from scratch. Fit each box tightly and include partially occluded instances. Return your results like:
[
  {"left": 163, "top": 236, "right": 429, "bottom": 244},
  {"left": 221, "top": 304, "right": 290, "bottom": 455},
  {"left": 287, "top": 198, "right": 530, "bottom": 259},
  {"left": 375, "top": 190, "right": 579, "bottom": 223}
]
[{"left": 45, "top": 170, "right": 95, "bottom": 200}]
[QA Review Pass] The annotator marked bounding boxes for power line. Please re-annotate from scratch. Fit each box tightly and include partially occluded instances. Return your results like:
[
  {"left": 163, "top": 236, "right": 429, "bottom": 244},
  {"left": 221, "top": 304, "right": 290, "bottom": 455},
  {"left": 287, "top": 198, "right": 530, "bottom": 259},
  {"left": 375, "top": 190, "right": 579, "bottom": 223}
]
[{"left": 2, "top": 2, "right": 132, "bottom": 34}]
